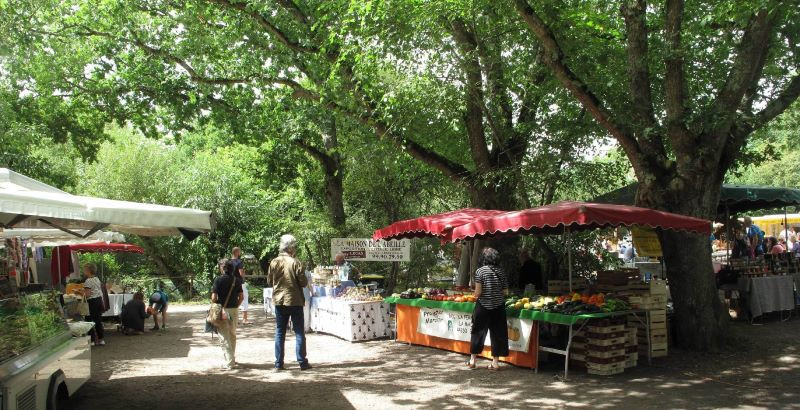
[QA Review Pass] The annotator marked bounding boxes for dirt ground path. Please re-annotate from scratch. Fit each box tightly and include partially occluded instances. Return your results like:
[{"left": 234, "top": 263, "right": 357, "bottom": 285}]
[{"left": 69, "top": 304, "right": 800, "bottom": 409}]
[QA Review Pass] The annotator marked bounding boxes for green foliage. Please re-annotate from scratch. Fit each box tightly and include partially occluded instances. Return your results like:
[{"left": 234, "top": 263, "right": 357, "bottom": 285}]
[{"left": 728, "top": 102, "right": 800, "bottom": 187}]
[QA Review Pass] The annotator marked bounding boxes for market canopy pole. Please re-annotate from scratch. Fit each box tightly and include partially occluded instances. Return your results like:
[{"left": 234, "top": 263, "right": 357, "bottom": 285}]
[{"left": 566, "top": 227, "right": 573, "bottom": 292}]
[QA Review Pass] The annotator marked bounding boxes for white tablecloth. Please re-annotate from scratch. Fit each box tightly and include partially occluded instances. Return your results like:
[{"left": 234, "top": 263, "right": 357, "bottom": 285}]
[
  {"left": 309, "top": 297, "right": 390, "bottom": 342},
  {"left": 103, "top": 293, "right": 133, "bottom": 317},
  {"left": 738, "top": 276, "right": 795, "bottom": 319},
  {"left": 262, "top": 288, "right": 311, "bottom": 331}
]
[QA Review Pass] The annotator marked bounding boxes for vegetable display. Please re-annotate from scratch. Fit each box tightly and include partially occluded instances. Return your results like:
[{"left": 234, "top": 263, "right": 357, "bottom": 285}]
[{"left": 0, "top": 292, "right": 68, "bottom": 364}]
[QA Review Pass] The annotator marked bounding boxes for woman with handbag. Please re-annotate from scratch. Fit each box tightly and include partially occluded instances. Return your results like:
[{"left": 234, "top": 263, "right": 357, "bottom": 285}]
[
  {"left": 82, "top": 263, "right": 106, "bottom": 346},
  {"left": 210, "top": 260, "right": 243, "bottom": 370}
]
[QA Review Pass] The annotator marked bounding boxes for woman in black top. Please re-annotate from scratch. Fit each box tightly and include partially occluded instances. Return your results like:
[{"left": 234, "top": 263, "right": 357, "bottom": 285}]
[
  {"left": 467, "top": 247, "right": 509, "bottom": 370},
  {"left": 121, "top": 292, "right": 149, "bottom": 334}
]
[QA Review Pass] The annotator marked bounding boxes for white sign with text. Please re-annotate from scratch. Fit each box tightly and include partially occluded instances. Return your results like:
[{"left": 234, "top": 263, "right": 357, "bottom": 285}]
[
  {"left": 331, "top": 238, "right": 411, "bottom": 262},
  {"left": 416, "top": 308, "right": 533, "bottom": 353}
]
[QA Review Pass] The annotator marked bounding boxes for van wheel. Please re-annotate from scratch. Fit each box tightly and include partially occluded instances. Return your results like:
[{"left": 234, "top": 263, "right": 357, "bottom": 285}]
[{"left": 46, "top": 370, "right": 69, "bottom": 410}]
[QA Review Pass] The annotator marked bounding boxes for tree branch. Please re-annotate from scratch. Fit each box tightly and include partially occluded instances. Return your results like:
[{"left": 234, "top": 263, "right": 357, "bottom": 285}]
[
  {"left": 293, "top": 138, "right": 337, "bottom": 173},
  {"left": 275, "top": 0, "right": 311, "bottom": 26},
  {"left": 719, "top": 74, "right": 800, "bottom": 179},
  {"left": 705, "top": 8, "right": 776, "bottom": 139},
  {"left": 512, "top": 0, "right": 641, "bottom": 163},
  {"left": 205, "top": 0, "right": 318, "bottom": 54},
  {"left": 449, "top": 18, "right": 493, "bottom": 172},
  {"left": 621, "top": 0, "right": 657, "bottom": 131},
  {"left": 663, "top": 0, "right": 692, "bottom": 154}
]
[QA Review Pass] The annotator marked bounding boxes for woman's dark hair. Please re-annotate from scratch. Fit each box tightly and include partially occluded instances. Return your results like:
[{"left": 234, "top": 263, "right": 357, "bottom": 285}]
[
  {"left": 479, "top": 247, "right": 500, "bottom": 267},
  {"left": 133, "top": 291, "right": 144, "bottom": 301},
  {"left": 224, "top": 260, "right": 236, "bottom": 275}
]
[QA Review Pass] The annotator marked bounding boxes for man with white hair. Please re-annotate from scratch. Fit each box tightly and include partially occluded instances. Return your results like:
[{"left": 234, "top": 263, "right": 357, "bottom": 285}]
[{"left": 267, "top": 234, "right": 311, "bottom": 371}]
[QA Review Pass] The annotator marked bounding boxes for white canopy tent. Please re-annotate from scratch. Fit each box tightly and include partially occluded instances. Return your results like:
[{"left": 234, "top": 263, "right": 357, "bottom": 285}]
[
  {"left": 0, "top": 168, "right": 214, "bottom": 238},
  {"left": 0, "top": 229, "right": 126, "bottom": 247}
]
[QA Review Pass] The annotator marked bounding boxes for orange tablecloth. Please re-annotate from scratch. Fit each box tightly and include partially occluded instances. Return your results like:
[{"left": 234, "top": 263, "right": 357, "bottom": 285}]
[{"left": 395, "top": 304, "right": 538, "bottom": 368}]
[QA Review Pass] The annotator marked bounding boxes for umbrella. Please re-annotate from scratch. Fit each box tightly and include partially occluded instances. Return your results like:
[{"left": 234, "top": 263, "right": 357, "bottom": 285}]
[
  {"left": 373, "top": 208, "right": 507, "bottom": 241},
  {"left": 449, "top": 201, "right": 712, "bottom": 291},
  {"left": 594, "top": 183, "right": 800, "bottom": 214}
]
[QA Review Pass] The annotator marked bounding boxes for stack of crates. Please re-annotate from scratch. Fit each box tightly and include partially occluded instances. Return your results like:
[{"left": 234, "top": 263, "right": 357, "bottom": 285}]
[
  {"left": 571, "top": 318, "right": 629, "bottom": 375},
  {"left": 625, "top": 326, "right": 638, "bottom": 367},
  {"left": 625, "top": 279, "right": 668, "bottom": 310},
  {"left": 628, "top": 309, "right": 668, "bottom": 358},
  {"left": 624, "top": 279, "right": 668, "bottom": 358}
]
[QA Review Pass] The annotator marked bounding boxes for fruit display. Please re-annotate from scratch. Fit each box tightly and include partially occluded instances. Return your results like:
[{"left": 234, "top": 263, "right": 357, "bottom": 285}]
[
  {"left": 423, "top": 287, "right": 477, "bottom": 303},
  {"left": 336, "top": 287, "right": 382, "bottom": 302},
  {"left": 390, "top": 288, "right": 632, "bottom": 315}
]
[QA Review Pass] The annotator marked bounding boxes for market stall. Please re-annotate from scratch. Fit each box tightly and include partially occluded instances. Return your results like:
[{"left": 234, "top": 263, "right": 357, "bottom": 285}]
[
  {"left": 310, "top": 296, "right": 390, "bottom": 342},
  {"left": 0, "top": 168, "right": 214, "bottom": 407},
  {"left": 386, "top": 297, "right": 539, "bottom": 368},
  {"left": 377, "top": 201, "right": 711, "bottom": 377},
  {"left": 0, "top": 167, "right": 214, "bottom": 238}
]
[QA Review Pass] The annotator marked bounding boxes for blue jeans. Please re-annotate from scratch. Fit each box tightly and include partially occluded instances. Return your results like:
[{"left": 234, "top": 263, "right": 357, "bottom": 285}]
[{"left": 274, "top": 305, "right": 308, "bottom": 368}]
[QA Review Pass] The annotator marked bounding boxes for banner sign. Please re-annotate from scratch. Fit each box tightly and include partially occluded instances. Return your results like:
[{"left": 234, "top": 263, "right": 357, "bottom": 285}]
[
  {"left": 331, "top": 238, "right": 411, "bottom": 262},
  {"left": 632, "top": 227, "right": 663, "bottom": 257},
  {"left": 416, "top": 308, "right": 533, "bottom": 353}
]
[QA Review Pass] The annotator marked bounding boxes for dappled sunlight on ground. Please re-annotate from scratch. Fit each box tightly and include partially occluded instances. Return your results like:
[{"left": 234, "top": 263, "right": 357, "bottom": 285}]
[{"left": 70, "top": 304, "right": 800, "bottom": 409}]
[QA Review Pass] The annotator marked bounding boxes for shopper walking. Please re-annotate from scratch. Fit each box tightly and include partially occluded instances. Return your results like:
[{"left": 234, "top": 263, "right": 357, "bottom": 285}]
[
  {"left": 267, "top": 234, "right": 311, "bottom": 371},
  {"left": 467, "top": 247, "right": 509, "bottom": 370},
  {"left": 212, "top": 259, "right": 244, "bottom": 370},
  {"left": 82, "top": 263, "right": 106, "bottom": 346},
  {"left": 230, "top": 247, "right": 252, "bottom": 325}
]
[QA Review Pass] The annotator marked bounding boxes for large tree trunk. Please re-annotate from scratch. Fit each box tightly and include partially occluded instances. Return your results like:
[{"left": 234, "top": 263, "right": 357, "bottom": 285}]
[
  {"left": 658, "top": 230, "right": 727, "bottom": 350},
  {"left": 638, "top": 174, "right": 728, "bottom": 350}
]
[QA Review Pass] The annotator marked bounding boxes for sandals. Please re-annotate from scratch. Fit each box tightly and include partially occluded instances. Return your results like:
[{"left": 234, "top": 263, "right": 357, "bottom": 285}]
[
  {"left": 487, "top": 364, "right": 501, "bottom": 371},
  {"left": 466, "top": 361, "right": 476, "bottom": 369}
]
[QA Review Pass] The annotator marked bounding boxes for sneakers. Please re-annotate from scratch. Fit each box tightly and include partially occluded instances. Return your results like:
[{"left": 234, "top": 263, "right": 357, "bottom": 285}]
[
  {"left": 274, "top": 365, "right": 286, "bottom": 372},
  {"left": 151, "top": 325, "right": 160, "bottom": 331},
  {"left": 300, "top": 363, "right": 312, "bottom": 371},
  {"left": 94, "top": 340, "right": 106, "bottom": 346}
]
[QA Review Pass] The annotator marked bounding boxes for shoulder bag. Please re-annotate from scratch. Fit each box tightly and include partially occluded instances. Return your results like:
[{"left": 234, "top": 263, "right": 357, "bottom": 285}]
[{"left": 206, "top": 276, "right": 236, "bottom": 329}]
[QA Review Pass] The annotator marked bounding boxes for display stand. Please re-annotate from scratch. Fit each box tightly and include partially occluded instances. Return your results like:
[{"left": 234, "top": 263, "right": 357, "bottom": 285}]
[
  {"left": 262, "top": 287, "right": 311, "bottom": 332},
  {"left": 310, "top": 297, "right": 390, "bottom": 342},
  {"left": 395, "top": 304, "right": 539, "bottom": 368}
]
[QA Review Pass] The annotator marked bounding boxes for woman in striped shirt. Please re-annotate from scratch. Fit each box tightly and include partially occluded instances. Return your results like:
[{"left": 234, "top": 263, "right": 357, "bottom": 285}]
[{"left": 467, "top": 247, "right": 509, "bottom": 370}]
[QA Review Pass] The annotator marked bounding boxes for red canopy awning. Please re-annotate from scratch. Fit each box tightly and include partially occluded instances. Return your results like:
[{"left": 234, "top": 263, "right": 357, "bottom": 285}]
[
  {"left": 449, "top": 201, "right": 712, "bottom": 242},
  {"left": 67, "top": 242, "right": 145, "bottom": 254},
  {"left": 373, "top": 208, "right": 507, "bottom": 241}
]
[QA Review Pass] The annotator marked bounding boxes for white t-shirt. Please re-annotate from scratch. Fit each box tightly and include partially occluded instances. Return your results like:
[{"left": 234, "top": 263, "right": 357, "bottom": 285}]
[
  {"left": 778, "top": 229, "right": 795, "bottom": 245},
  {"left": 84, "top": 277, "right": 103, "bottom": 299}
]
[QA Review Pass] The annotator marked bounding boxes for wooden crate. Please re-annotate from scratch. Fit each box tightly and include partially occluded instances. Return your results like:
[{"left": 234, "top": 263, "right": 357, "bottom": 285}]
[
  {"left": 586, "top": 348, "right": 627, "bottom": 359},
  {"left": 628, "top": 294, "right": 667, "bottom": 305},
  {"left": 626, "top": 327, "right": 637, "bottom": 346},
  {"left": 586, "top": 360, "right": 626, "bottom": 375},
  {"left": 597, "top": 269, "right": 640, "bottom": 285},
  {"left": 588, "top": 366, "right": 625, "bottom": 376},
  {"left": 651, "top": 349, "right": 668, "bottom": 358},
  {"left": 587, "top": 324, "right": 626, "bottom": 334},
  {"left": 586, "top": 336, "right": 627, "bottom": 347},
  {"left": 627, "top": 279, "right": 667, "bottom": 296},
  {"left": 574, "top": 343, "right": 626, "bottom": 352},
  {"left": 639, "top": 341, "right": 668, "bottom": 352},
  {"left": 627, "top": 318, "right": 667, "bottom": 331}
]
